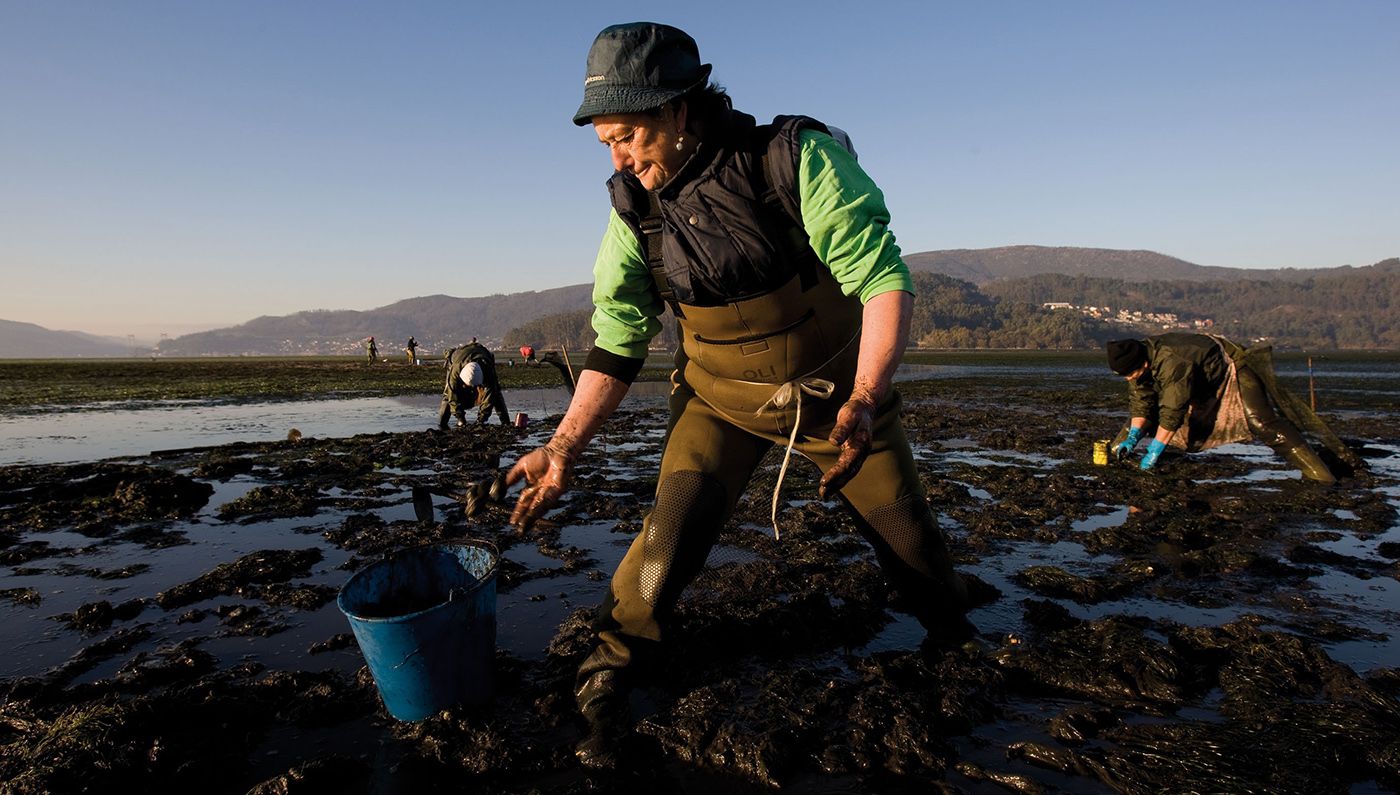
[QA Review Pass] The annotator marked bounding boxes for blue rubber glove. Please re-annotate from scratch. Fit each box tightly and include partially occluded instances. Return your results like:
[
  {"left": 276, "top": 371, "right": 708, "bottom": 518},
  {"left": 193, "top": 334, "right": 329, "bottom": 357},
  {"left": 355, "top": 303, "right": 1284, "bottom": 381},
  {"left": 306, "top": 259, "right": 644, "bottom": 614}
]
[
  {"left": 1139, "top": 438, "right": 1166, "bottom": 470},
  {"left": 1113, "top": 427, "right": 1143, "bottom": 460}
]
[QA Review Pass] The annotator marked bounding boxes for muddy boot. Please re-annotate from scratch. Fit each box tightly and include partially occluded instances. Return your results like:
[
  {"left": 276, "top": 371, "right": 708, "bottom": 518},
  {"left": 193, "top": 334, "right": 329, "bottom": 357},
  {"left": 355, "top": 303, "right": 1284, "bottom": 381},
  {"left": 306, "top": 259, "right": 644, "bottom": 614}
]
[
  {"left": 1279, "top": 440, "right": 1336, "bottom": 484},
  {"left": 435, "top": 400, "right": 451, "bottom": 431},
  {"left": 1254, "top": 416, "right": 1335, "bottom": 484},
  {"left": 574, "top": 669, "right": 629, "bottom": 769},
  {"left": 1238, "top": 365, "right": 1336, "bottom": 484},
  {"left": 920, "top": 613, "right": 983, "bottom": 657}
]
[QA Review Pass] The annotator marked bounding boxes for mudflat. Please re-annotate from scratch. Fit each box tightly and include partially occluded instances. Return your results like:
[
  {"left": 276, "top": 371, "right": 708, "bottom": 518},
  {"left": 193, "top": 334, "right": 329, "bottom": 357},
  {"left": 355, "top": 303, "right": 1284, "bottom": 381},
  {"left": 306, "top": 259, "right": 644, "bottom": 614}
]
[
  {"left": 0, "top": 355, "right": 603, "bottom": 411},
  {"left": 1, "top": 352, "right": 1397, "bottom": 793}
]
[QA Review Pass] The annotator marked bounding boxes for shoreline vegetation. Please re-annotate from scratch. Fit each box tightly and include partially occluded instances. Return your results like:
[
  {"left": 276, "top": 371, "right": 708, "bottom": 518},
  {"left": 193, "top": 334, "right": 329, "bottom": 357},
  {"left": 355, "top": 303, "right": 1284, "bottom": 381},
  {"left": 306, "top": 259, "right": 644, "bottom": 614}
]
[{"left": 2, "top": 350, "right": 1398, "bottom": 413}]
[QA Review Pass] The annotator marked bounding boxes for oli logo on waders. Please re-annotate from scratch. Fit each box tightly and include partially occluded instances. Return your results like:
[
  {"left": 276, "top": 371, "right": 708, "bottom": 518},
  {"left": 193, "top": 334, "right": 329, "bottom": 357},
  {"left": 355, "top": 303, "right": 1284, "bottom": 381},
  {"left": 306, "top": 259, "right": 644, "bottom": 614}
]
[{"left": 743, "top": 364, "right": 777, "bottom": 381}]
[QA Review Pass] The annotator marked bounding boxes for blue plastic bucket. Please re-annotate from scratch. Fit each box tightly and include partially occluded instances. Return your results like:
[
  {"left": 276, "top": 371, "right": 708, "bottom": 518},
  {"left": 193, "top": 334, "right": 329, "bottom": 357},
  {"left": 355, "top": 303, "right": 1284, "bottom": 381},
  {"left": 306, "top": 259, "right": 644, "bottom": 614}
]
[{"left": 337, "top": 541, "right": 499, "bottom": 720}]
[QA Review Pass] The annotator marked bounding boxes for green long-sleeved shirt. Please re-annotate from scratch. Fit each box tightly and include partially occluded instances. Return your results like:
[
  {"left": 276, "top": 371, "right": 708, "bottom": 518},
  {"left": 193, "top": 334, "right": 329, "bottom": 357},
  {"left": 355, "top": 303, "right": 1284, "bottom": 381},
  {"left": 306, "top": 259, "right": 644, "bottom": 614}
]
[{"left": 589, "top": 129, "right": 914, "bottom": 359}]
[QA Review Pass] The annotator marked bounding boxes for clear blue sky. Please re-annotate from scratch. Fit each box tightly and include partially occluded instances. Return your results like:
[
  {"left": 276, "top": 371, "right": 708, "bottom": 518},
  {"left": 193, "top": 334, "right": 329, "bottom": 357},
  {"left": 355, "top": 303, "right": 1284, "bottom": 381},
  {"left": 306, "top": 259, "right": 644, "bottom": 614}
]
[{"left": 2, "top": 1, "right": 1396, "bottom": 338}]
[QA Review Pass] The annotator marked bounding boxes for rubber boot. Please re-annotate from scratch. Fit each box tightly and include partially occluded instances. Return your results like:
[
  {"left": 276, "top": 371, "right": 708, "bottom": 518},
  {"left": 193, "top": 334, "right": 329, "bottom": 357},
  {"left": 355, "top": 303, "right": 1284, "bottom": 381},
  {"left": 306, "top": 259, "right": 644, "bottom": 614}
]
[
  {"left": 435, "top": 400, "right": 451, "bottom": 431},
  {"left": 1260, "top": 419, "right": 1336, "bottom": 484},
  {"left": 574, "top": 669, "right": 629, "bottom": 769},
  {"left": 1238, "top": 366, "right": 1335, "bottom": 483}
]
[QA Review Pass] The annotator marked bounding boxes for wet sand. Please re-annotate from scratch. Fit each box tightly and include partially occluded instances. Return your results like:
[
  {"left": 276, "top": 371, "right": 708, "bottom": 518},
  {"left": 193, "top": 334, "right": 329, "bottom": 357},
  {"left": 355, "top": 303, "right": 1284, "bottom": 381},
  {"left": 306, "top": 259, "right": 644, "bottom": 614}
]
[{"left": 1, "top": 358, "right": 1397, "bottom": 794}]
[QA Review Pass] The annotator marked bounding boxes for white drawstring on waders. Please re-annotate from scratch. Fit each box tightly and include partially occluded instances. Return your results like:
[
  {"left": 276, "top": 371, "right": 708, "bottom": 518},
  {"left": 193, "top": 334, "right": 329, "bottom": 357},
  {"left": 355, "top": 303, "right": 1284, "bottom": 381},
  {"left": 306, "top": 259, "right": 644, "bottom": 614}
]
[{"left": 755, "top": 377, "right": 835, "bottom": 540}]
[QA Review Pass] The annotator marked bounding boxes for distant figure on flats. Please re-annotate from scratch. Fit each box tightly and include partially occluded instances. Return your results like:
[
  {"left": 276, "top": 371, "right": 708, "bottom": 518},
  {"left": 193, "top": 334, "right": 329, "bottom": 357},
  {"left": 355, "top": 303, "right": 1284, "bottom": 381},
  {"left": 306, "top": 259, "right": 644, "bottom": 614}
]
[
  {"left": 1106, "top": 333, "right": 1362, "bottom": 481},
  {"left": 437, "top": 340, "right": 511, "bottom": 428},
  {"left": 405, "top": 336, "right": 419, "bottom": 364},
  {"left": 364, "top": 336, "right": 378, "bottom": 364},
  {"left": 520, "top": 345, "right": 537, "bottom": 365}
]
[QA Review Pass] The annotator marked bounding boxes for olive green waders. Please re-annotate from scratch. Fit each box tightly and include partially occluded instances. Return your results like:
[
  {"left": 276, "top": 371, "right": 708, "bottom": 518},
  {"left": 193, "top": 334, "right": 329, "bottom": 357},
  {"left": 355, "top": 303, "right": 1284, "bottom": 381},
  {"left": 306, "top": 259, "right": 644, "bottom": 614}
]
[
  {"left": 581, "top": 381, "right": 970, "bottom": 664},
  {"left": 1236, "top": 365, "right": 1334, "bottom": 483},
  {"left": 573, "top": 271, "right": 971, "bottom": 766}
]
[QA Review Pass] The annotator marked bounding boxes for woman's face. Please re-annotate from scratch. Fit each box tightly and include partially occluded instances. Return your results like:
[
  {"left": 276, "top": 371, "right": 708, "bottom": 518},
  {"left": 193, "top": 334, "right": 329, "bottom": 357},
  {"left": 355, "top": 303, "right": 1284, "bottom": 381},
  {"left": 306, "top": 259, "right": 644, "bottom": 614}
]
[{"left": 592, "top": 103, "right": 689, "bottom": 190}]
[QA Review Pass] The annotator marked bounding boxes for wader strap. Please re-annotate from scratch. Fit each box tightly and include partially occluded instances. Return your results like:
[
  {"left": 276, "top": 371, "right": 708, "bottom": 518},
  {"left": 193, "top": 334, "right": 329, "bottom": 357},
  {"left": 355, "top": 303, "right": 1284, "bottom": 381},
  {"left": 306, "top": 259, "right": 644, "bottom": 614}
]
[
  {"left": 743, "top": 326, "right": 860, "bottom": 539},
  {"left": 641, "top": 192, "right": 685, "bottom": 319},
  {"left": 755, "top": 378, "right": 835, "bottom": 540}
]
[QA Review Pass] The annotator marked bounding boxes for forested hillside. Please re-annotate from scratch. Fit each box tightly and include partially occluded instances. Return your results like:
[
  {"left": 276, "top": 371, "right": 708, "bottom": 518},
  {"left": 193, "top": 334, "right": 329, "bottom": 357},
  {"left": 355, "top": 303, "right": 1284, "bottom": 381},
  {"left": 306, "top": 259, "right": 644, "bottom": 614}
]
[
  {"left": 503, "top": 273, "right": 1109, "bottom": 353},
  {"left": 132, "top": 251, "right": 1398, "bottom": 357},
  {"left": 983, "top": 258, "right": 1399, "bottom": 348},
  {"left": 907, "top": 272, "right": 1106, "bottom": 349},
  {"left": 899, "top": 245, "right": 1348, "bottom": 284}
]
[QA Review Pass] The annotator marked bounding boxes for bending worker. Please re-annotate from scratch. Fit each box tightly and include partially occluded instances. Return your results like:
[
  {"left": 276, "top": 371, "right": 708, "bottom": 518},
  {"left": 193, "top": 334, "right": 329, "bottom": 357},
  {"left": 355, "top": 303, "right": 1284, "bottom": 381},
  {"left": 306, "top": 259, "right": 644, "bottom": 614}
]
[
  {"left": 437, "top": 340, "right": 510, "bottom": 428},
  {"left": 504, "top": 22, "right": 973, "bottom": 768},
  {"left": 1105, "top": 332, "right": 1359, "bottom": 482}
]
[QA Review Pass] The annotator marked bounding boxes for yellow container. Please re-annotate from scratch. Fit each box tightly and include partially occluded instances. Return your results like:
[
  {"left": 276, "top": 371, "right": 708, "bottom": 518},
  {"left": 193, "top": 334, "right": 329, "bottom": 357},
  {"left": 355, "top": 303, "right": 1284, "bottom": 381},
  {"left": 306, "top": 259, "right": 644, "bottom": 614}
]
[{"left": 1092, "top": 439, "right": 1110, "bottom": 466}]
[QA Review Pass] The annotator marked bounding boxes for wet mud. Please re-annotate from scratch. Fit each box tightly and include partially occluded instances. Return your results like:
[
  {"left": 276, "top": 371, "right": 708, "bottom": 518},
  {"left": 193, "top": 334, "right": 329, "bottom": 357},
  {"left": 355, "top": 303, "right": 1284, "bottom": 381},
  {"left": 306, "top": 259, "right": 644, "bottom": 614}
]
[{"left": 1, "top": 364, "right": 1398, "bottom": 794}]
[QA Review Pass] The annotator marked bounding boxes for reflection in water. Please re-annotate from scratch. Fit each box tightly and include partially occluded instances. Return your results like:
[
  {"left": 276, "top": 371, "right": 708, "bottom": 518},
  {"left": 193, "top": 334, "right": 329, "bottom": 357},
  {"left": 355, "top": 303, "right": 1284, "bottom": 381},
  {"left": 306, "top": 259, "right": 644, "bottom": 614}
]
[
  {"left": 0, "top": 384, "right": 683, "bottom": 467},
  {"left": 1, "top": 367, "right": 1397, "bottom": 680}
]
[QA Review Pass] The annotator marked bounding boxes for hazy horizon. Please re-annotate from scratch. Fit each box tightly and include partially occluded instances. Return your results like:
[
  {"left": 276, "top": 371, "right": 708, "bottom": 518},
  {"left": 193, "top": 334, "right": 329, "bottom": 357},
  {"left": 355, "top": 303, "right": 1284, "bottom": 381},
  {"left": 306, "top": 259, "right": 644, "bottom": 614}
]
[
  {"left": 3, "top": 2, "right": 1397, "bottom": 337},
  {"left": 9, "top": 244, "right": 1398, "bottom": 340}
]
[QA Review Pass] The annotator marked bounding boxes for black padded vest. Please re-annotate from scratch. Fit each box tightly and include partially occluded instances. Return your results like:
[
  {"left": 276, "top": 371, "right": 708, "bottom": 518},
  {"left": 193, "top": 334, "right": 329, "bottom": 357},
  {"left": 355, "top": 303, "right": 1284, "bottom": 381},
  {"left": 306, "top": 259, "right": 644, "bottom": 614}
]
[{"left": 606, "top": 111, "right": 831, "bottom": 310}]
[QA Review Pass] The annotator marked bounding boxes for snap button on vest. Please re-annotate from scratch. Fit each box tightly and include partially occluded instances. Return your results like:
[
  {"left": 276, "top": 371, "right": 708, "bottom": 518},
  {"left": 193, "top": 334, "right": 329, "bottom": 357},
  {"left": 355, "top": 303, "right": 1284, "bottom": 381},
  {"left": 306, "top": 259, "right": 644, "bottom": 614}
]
[{"left": 688, "top": 215, "right": 698, "bottom": 225}]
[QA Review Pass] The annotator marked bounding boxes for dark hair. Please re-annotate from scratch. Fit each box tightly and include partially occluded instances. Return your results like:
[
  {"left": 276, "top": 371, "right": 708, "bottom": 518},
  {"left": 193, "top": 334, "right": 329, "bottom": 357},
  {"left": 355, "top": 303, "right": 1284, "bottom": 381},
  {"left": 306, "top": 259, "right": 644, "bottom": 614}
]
[
  {"left": 647, "top": 82, "right": 731, "bottom": 128},
  {"left": 680, "top": 82, "right": 732, "bottom": 125}
]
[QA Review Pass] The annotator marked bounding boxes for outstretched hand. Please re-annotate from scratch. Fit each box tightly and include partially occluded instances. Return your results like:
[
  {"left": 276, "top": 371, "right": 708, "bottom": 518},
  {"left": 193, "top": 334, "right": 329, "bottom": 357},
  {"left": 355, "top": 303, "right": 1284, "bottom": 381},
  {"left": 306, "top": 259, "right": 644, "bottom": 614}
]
[
  {"left": 1112, "top": 439, "right": 1136, "bottom": 461},
  {"left": 1113, "top": 426, "right": 1143, "bottom": 461},
  {"left": 506, "top": 441, "right": 575, "bottom": 531},
  {"left": 1139, "top": 438, "right": 1167, "bottom": 471},
  {"left": 819, "top": 398, "right": 875, "bottom": 498}
]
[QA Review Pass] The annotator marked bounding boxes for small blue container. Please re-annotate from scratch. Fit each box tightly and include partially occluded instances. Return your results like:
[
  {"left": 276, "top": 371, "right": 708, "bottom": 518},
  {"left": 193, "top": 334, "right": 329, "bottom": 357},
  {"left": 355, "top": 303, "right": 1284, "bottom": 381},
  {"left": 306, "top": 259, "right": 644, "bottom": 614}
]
[{"left": 337, "top": 542, "right": 498, "bottom": 721}]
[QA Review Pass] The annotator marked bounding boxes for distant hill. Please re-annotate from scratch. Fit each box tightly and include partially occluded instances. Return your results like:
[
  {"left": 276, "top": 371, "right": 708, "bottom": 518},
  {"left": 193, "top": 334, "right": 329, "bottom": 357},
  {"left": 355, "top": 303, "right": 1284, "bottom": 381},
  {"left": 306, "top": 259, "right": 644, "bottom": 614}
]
[
  {"left": 903, "top": 245, "right": 1346, "bottom": 285},
  {"left": 9, "top": 246, "right": 1393, "bottom": 358},
  {"left": 0, "top": 319, "right": 138, "bottom": 358},
  {"left": 152, "top": 248, "right": 1400, "bottom": 355},
  {"left": 157, "top": 285, "right": 594, "bottom": 356}
]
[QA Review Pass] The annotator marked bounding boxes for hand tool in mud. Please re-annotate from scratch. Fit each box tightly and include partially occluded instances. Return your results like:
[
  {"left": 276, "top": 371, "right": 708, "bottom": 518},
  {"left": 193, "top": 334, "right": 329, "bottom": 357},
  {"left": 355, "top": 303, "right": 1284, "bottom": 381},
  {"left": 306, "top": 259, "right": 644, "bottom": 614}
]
[
  {"left": 411, "top": 485, "right": 436, "bottom": 523},
  {"left": 463, "top": 471, "right": 510, "bottom": 519},
  {"left": 460, "top": 471, "right": 559, "bottom": 530}
]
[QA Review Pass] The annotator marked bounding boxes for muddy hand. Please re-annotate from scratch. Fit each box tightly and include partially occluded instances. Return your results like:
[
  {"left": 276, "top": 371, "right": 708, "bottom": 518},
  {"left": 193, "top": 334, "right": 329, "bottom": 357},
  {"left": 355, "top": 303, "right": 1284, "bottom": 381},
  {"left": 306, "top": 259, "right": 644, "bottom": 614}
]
[
  {"left": 1113, "top": 426, "right": 1143, "bottom": 461},
  {"left": 1139, "top": 438, "right": 1166, "bottom": 471},
  {"left": 506, "top": 442, "right": 575, "bottom": 531},
  {"left": 819, "top": 398, "right": 874, "bottom": 498}
]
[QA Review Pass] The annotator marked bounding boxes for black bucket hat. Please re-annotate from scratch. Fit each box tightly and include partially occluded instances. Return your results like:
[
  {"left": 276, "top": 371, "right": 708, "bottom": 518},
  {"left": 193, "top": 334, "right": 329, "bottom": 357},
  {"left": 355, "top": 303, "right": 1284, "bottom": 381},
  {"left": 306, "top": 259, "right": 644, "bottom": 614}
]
[
  {"left": 572, "top": 22, "right": 712, "bottom": 126},
  {"left": 1105, "top": 339, "right": 1149, "bottom": 376}
]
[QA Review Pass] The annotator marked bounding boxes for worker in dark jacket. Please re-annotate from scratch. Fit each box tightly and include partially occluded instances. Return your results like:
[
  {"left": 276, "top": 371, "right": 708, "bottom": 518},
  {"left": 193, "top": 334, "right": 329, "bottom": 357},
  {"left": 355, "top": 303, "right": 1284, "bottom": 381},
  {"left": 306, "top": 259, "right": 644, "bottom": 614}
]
[
  {"left": 437, "top": 345, "right": 476, "bottom": 429},
  {"left": 1106, "top": 333, "right": 1358, "bottom": 482},
  {"left": 438, "top": 341, "right": 511, "bottom": 428}
]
